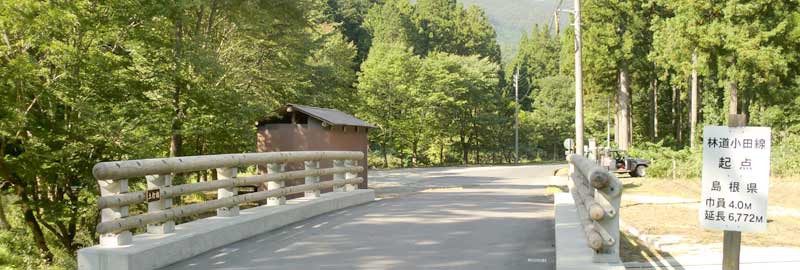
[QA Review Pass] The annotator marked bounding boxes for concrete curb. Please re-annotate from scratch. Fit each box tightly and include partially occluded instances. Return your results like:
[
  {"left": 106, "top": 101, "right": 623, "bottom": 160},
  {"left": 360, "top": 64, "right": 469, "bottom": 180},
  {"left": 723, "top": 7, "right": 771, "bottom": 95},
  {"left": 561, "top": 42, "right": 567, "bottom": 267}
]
[
  {"left": 78, "top": 190, "right": 375, "bottom": 270},
  {"left": 555, "top": 192, "right": 625, "bottom": 270}
]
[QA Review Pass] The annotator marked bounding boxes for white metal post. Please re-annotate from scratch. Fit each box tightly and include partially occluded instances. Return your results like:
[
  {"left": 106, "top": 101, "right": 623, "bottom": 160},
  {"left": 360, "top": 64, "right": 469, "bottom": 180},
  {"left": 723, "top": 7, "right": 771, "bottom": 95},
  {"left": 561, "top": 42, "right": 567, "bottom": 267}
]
[
  {"left": 514, "top": 67, "right": 520, "bottom": 164},
  {"left": 266, "top": 163, "right": 286, "bottom": 206},
  {"left": 98, "top": 179, "right": 132, "bottom": 246},
  {"left": 304, "top": 160, "right": 320, "bottom": 198},
  {"left": 216, "top": 167, "right": 239, "bottom": 217},
  {"left": 333, "top": 160, "right": 345, "bottom": 192},
  {"left": 146, "top": 174, "right": 174, "bottom": 234}
]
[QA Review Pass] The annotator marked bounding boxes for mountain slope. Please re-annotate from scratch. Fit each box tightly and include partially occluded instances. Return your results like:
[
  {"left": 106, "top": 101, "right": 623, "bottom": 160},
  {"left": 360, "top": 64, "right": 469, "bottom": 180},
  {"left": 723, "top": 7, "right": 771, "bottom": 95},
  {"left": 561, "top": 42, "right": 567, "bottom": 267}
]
[{"left": 457, "top": 0, "right": 569, "bottom": 63}]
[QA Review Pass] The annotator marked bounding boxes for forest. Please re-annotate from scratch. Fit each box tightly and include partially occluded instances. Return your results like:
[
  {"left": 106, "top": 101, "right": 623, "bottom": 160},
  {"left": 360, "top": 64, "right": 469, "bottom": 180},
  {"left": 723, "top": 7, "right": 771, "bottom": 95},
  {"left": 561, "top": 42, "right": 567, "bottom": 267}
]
[{"left": 1, "top": 0, "right": 799, "bottom": 268}]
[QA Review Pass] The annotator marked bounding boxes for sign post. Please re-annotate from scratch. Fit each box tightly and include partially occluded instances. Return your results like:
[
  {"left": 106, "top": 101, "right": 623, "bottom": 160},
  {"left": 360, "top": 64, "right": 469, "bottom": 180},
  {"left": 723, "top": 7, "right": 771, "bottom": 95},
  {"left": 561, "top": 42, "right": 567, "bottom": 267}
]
[{"left": 700, "top": 115, "right": 771, "bottom": 270}]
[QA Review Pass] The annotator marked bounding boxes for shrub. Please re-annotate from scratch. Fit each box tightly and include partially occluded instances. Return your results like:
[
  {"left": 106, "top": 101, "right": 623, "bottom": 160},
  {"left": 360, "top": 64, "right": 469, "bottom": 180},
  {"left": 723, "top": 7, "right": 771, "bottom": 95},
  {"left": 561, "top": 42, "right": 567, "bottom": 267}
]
[{"left": 628, "top": 142, "right": 701, "bottom": 179}]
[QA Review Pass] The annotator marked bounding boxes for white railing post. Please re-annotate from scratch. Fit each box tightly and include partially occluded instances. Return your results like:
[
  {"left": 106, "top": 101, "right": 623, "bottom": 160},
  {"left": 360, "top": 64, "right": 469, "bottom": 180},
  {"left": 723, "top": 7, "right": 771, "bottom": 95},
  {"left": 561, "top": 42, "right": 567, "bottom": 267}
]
[
  {"left": 344, "top": 160, "right": 357, "bottom": 191},
  {"left": 98, "top": 179, "right": 132, "bottom": 246},
  {"left": 266, "top": 163, "right": 286, "bottom": 206},
  {"left": 304, "top": 160, "right": 320, "bottom": 198},
  {"left": 146, "top": 174, "right": 175, "bottom": 234},
  {"left": 216, "top": 167, "right": 239, "bottom": 217},
  {"left": 333, "top": 160, "right": 345, "bottom": 192}
]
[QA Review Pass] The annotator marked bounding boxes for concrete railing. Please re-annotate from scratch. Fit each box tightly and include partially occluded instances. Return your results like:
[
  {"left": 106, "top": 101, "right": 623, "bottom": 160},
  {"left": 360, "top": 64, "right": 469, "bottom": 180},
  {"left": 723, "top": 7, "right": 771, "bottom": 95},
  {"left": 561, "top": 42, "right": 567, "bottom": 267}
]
[
  {"left": 567, "top": 154, "right": 623, "bottom": 262},
  {"left": 92, "top": 151, "right": 365, "bottom": 247}
]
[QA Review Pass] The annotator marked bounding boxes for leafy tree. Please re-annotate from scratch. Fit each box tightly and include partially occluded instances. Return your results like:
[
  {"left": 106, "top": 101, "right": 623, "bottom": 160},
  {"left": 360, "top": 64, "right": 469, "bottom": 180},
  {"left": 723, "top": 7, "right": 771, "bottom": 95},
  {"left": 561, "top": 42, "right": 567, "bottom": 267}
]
[
  {"left": 325, "top": 0, "right": 380, "bottom": 65},
  {"left": 0, "top": 0, "right": 151, "bottom": 263},
  {"left": 413, "top": 0, "right": 459, "bottom": 55},
  {"left": 356, "top": 42, "right": 422, "bottom": 167},
  {"left": 364, "top": 0, "right": 416, "bottom": 48},
  {"left": 455, "top": 5, "right": 502, "bottom": 63},
  {"left": 582, "top": 0, "right": 652, "bottom": 150},
  {"left": 507, "top": 24, "right": 560, "bottom": 110},
  {"left": 418, "top": 52, "right": 500, "bottom": 164},
  {"left": 0, "top": 0, "right": 362, "bottom": 267}
]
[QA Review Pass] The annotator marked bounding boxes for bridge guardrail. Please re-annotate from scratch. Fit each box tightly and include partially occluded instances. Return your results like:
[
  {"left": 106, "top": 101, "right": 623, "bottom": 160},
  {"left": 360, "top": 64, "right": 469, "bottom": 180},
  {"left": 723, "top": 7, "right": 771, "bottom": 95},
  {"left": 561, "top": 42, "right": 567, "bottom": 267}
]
[
  {"left": 93, "top": 151, "right": 365, "bottom": 247},
  {"left": 567, "top": 154, "right": 622, "bottom": 262}
]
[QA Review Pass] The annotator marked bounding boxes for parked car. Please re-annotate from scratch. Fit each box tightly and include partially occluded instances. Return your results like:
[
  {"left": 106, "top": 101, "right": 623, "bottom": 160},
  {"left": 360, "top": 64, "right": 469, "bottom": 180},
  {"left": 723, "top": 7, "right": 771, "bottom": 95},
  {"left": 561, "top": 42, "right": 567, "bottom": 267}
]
[{"left": 599, "top": 149, "right": 649, "bottom": 177}]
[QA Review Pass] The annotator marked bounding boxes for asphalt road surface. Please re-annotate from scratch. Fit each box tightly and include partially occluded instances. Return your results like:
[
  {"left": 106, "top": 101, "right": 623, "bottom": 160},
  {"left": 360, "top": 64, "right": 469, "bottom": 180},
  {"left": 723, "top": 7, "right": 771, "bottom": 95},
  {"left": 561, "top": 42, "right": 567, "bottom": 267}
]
[{"left": 163, "top": 164, "right": 563, "bottom": 270}]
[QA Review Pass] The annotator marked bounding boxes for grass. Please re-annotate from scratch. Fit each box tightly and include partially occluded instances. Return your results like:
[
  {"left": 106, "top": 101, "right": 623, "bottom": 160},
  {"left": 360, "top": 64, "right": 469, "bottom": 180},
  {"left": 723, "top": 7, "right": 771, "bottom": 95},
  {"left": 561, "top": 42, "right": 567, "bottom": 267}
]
[
  {"left": 621, "top": 202, "right": 800, "bottom": 248},
  {"left": 622, "top": 176, "right": 800, "bottom": 209},
  {"left": 544, "top": 185, "right": 568, "bottom": 195},
  {"left": 620, "top": 176, "right": 800, "bottom": 254}
]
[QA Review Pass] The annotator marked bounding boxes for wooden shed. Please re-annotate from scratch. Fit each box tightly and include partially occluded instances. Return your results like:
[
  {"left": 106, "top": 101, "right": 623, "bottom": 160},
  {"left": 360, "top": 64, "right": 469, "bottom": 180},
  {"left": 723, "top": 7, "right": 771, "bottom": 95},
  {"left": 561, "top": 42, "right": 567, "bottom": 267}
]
[{"left": 256, "top": 104, "right": 374, "bottom": 192}]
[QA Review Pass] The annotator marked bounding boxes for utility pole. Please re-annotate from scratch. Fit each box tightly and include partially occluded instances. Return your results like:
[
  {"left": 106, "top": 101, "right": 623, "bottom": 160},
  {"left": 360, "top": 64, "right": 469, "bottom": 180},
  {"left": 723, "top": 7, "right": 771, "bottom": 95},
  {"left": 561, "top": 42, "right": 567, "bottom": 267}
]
[
  {"left": 559, "top": 0, "right": 584, "bottom": 155},
  {"left": 607, "top": 96, "right": 611, "bottom": 148},
  {"left": 514, "top": 67, "right": 520, "bottom": 164}
]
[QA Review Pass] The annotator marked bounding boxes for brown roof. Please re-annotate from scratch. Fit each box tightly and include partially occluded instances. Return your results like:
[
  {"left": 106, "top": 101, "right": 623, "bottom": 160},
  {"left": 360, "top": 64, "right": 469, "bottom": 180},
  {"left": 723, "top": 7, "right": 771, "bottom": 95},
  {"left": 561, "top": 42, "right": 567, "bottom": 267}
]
[{"left": 262, "top": 103, "right": 375, "bottom": 128}]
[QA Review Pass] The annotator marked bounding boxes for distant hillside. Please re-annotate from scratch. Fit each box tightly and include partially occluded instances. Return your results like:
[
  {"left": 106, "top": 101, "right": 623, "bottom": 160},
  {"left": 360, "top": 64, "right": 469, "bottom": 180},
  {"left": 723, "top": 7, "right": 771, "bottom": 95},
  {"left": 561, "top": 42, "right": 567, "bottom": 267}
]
[{"left": 457, "top": 0, "right": 570, "bottom": 63}]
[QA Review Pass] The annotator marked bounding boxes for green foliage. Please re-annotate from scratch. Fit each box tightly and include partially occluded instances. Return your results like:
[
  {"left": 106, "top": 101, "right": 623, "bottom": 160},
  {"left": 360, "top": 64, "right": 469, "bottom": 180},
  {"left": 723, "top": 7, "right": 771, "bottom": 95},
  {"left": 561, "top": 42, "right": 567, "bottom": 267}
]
[
  {"left": 364, "top": 0, "right": 416, "bottom": 47},
  {"left": 356, "top": 42, "right": 422, "bottom": 167},
  {"left": 772, "top": 134, "right": 800, "bottom": 176},
  {"left": 326, "top": 0, "right": 380, "bottom": 64},
  {"left": 455, "top": 5, "right": 502, "bottom": 63},
  {"left": 628, "top": 143, "right": 701, "bottom": 179},
  {"left": 359, "top": 0, "right": 509, "bottom": 167},
  {"left": 521, "top": 75, "right": 575, "bottom": 157},
  {"left": 0, "top": 0, "right": 361, "bottom": 267},
  {"left": 507, "top": 25, "right": 560, "bottom": 110},
  {"left": 2, "top": 0, "right": 799, "bottom": 267}
]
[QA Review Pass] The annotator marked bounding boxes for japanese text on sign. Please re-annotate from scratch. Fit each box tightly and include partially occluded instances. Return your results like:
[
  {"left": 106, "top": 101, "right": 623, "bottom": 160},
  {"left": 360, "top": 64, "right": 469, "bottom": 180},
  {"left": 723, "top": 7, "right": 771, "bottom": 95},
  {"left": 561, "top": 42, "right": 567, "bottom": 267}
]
[{"left": 700, "top": 126, "right": 771, "bottom": 232}]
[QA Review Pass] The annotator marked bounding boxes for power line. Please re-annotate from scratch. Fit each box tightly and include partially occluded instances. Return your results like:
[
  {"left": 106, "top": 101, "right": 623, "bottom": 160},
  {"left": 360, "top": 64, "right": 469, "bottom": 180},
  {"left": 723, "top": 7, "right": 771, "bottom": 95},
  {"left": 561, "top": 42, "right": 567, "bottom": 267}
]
[{"left": 548, "top": 0, "right": 565, "bottom": 34}]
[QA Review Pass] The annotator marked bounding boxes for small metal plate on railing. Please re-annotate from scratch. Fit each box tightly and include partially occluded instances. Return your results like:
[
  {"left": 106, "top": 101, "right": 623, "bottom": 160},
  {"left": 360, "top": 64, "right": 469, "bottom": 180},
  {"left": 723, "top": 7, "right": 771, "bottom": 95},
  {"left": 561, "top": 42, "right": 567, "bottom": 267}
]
[{"left": 146, "top": 189, "right": 161, "bottom": 202}]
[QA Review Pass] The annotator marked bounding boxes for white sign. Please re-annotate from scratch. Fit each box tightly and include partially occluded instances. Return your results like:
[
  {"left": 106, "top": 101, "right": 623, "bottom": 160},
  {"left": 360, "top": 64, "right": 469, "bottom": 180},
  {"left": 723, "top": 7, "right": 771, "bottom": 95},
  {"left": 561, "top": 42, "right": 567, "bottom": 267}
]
[
  {"left": 699, "top": 126, "right": 771, "bottom": 232},
  {"left": 564, "top": 138, "right": 574, "bottom": 150}
]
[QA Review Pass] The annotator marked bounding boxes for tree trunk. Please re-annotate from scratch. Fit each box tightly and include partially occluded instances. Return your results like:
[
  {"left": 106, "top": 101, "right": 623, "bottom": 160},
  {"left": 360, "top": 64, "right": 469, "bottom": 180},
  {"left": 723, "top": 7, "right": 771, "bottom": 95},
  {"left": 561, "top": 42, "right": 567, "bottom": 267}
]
[
  {"left": 381, "top": 138, "right": 388, "bottom": 168},
  {"left": 674, "top": 85, "right": 682, "bottom": 145},
  {"left": 461, "top": 142, "right": 468, "bottom": 165},
  {"left": 729, "top": 54, "right": 739, "bottom": 124},
  {"left": 171, "top": 9, "right": 185, "bottom": 158},
  {"left": 650, "top": 78, "right": 658, "bottom": 140},
  {"left": 0, "top": 196, "right": 10, "bottom": 229},
  {"left": 690, "top": 49, "right": 699, "bottom": 148},
  {"left": 729, "top": 81, "right": 738, "bottom": 116},
  {"left": 20, "top": 193, "right": 53, "bottom": 262},
  {"left": 460, "top": 134, "right": 468, "bottom": 165},
  {"left": 614, "top": 102, "right": 619, "bottom": 147},
  {"left": 744, "top": 89, "right": 751, "bottom": 121},
  {"left": 439, "top": 143, "right": 445, "bottom": 165},
  {"left": 411, "top": 140, "right": 418, "bottom": 166},
  {"left": 617, "top": 68, "right": 631, "bottom": 150}
]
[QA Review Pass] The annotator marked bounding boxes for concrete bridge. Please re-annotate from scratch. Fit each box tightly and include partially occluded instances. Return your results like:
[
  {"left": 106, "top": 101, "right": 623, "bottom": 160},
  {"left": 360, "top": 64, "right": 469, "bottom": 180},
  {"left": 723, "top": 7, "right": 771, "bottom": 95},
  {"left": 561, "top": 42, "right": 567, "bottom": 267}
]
[
  {"left": 77, "top": 151, "right": 621, "bottom": 270},
  {"left": 162, "top": 164, "right": 561, "bottom": 270}
]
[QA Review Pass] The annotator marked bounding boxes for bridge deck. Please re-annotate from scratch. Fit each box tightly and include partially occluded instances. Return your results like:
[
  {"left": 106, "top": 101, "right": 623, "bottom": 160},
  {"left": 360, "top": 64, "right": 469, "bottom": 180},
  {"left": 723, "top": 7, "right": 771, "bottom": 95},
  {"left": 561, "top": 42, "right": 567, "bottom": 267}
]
[{"left": 162, "top": 165, "right": 561, "bottom": 270}]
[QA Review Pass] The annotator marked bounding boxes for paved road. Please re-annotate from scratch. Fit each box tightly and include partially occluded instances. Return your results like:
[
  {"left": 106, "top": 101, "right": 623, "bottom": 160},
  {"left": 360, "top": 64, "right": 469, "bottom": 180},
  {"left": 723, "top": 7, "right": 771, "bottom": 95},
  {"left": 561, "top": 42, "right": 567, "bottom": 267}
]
[{"left": 163, "top": 164, "right": 564, "bottom": 270}]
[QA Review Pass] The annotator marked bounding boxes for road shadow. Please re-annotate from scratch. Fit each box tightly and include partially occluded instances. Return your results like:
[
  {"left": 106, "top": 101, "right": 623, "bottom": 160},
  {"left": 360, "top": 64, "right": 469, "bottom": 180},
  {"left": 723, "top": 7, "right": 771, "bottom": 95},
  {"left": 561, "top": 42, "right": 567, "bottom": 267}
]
[
  {"left": 623, "top": 182, "right": 642, "bottom": 189},
  {"left": 161, "top": 187, "right": 556, "bottom": 270},
  {"left": 621, "top": 232, "right": 685, "bottom": 270}
]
